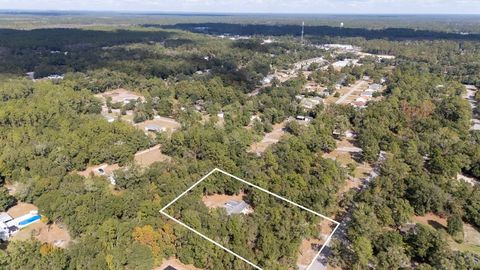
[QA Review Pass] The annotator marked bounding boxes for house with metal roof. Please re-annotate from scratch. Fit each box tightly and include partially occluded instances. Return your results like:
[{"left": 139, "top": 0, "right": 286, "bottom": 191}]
[{"left": 224, "top": 200, "right": 253, "bottom": 215}]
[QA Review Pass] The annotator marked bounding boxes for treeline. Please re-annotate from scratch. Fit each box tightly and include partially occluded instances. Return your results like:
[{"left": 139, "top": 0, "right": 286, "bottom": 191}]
[
  {"left": 0, "top": 27, "right": 325, "bottom": 94},
  {"left": 156, "top": 23, "right": 480, "bottom": 41}
]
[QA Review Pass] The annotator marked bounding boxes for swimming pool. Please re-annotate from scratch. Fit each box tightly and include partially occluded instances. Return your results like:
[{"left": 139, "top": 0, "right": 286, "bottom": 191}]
[{"left": 18, "top": 215, "right": 41, "bottom": 226}]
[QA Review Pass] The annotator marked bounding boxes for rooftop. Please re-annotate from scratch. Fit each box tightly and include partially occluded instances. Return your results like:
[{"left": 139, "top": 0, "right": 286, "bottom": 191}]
[{"left": 224, "top": 200, "right": 252, "bottom": 215}]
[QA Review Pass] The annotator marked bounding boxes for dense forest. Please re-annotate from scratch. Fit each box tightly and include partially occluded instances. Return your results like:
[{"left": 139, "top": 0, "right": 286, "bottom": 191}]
[{"left": 0, "top": 15, "right": 479, "bottom": 270}]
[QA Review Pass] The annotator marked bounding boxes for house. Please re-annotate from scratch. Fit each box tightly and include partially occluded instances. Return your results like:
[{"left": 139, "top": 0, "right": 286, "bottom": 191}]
[
  {"left": 321, "top": 44, "right": 359, "bottom": 52},
  {"left": 145, "top": 124, "right": 166, "bottom": 133},
  {"left": 122, "top": 94, "right": 140, "bottom": 104},
  {"left": 46, "top": 74, "right": 64, "bottom": 80},
  {"left": 369, "top": 84, "right": 382, "bottom": 91},
  {"left": 300, "top": 97, "right": 323, "bottom": 110},
  {"left": 345, "top": 130, "right": 356, "bottom": 138},
  {"left": 250, "top": 115, "right": 261, "bottom": 122},
  {"left": 362, "top": 90, "right": 375, "bottom": 98},
  {"left": 224, "top": 200, "right": 253, "bottom": 215},
  {"left": 105, "top": 115, "right": 115, "bottom": 123},
  {"left": 262, "top": 39, "right": 274, "bottom": 44},
  {"left": 465, "top": 85, "right": 477, "bottom": 91},
  {"left": 0, "top": 213, "right": 14, "bottom": 241},
  {"left": 296, "top": 116, "right": 313, "bottom": 125},
  {"left": 194, "top": 99, "right": 206, "bottom": 112},
  {"left": 262, "top": 75, "right": 275, "bottom": 85},
  {"left": 25, "top": 72, "right": 35, "bottom": 80},
  {"left": 353, "top": 97, "right": 368, "bottom": 108},
  {"left": 0, "top": 210, "right": 41, "bottom": 241}
]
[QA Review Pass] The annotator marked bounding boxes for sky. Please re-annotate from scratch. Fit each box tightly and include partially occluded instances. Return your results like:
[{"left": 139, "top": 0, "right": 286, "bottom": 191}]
[{"left": 0, "top": 0, "right": 480, "bottom": 14}]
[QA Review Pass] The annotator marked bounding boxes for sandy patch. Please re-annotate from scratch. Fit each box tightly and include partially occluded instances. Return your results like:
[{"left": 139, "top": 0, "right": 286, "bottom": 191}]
[
  {"left": 411, "top": 213, "right": 447, "bottom": 229},
  {"left": 202, "top": 192, "right": 245, "bottom": 208},
  {"left": 77, "top": 163, "right": 120, "bottom": 178},
  {"left": 135, "top": 117, "right": 181, "bottom": 133},
  {"left": 338, "top": 178, "right": 363, "bottom": 196},
  {"left": 297, "top": 238, "right": 325, "bottom": 266},
  {"left": 156, "top": 258, "right": 203, "bottom": 270},
  {"left": 12, "top": 222, "right": 71, "bottom": 248},
  {"left": 94, "top": 88, "right": 145, "bottom": 104},
  {"left": 463, "top": 223, "right": 480, "bottom": 248},
  {"left": 134, "top": 145, "right": 171, "bottom": 167},
  {"left": 7, "top": 203, "right": 38, "bottom": 219}
]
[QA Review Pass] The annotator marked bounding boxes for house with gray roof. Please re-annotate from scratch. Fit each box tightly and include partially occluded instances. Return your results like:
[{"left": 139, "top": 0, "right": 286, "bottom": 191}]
[{"left": 224, "top": 200, "right": 253, "bottom": 215}]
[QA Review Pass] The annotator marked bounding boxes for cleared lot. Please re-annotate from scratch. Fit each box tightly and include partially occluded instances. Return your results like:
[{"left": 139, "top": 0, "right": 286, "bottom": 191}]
[
  {"left": 202, "top": 192, "right": 245, "bottom": 208},
  {"left": 135, "top": 116, "right": 181, "bottom": 133},
  {"left": 134, "top": 145, "right": 171, "bottom": 167}
]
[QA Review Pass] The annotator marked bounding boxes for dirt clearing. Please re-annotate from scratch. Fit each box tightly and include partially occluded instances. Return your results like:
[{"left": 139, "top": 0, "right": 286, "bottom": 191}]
[
  {"left": 202, "top": 192, "right": 245, "bottom": 208},
  {"left": 7, "top": 202, "right": 38, "bottom": 219},
  {"left": 76, "top": 163, "right": 120, "bottom": 178},
  {"left": 248, "top": 121, "right": 287, "bottom": 154},
  {"left": 134, "top": 145, "right": 171, "bottom": 167},
  {"left": 135, "top": 116, "right": 181, "bottom": 133},
  {"left": 95, "top": 88, "right": 145, "bottom": 104}
]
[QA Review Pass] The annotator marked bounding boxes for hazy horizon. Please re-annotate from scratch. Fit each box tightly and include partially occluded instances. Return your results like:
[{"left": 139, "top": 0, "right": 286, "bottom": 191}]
[{"left": 1, "top": 0, "right": 480, "bottom": 15}]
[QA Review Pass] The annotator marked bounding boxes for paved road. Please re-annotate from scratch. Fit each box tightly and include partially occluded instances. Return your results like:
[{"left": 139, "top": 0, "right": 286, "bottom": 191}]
[
  {"left": 463, "top": 86, "right": 479, "bottom": 131},
  {"left": 308, "top": 151, "right": 386, "bottom": 270},
  {"left": 335, "top": 81, "right": 368, "bottom": 105}
]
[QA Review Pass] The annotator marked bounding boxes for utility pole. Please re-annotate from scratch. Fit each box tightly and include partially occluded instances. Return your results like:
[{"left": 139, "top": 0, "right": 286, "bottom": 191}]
[{"left": 301, "top": 21, "right": 305, "bottom": 44}]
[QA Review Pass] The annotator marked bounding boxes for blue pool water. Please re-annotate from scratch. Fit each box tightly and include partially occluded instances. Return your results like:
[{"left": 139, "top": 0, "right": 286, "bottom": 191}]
[{"left": 18, "top": 215, "right": 41, "bottom": 226}]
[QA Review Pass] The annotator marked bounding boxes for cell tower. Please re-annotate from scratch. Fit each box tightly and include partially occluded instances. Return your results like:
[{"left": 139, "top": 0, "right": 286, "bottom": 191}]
[{"left": 301, "top": 21, "right": 305, "bottom": 44}]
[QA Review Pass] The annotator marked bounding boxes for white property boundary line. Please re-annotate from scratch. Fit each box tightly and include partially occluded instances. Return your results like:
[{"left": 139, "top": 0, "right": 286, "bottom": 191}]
[{"left": 160, "top": 168, "right": 340, "bottom": 270}]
